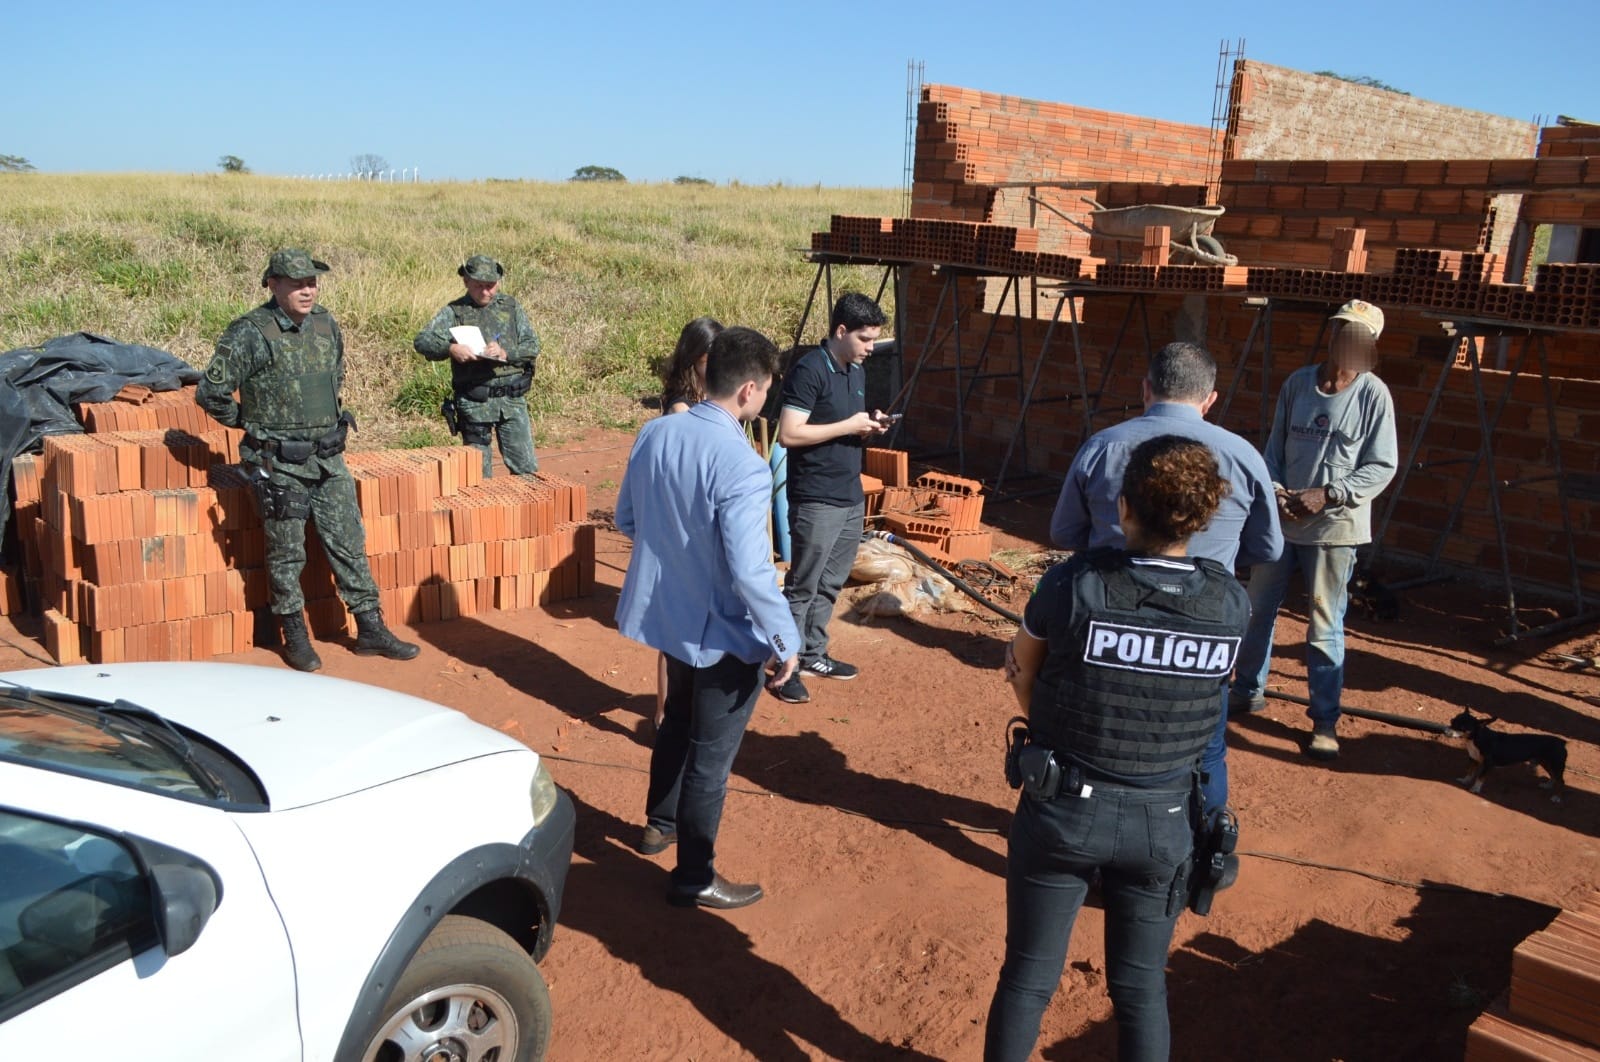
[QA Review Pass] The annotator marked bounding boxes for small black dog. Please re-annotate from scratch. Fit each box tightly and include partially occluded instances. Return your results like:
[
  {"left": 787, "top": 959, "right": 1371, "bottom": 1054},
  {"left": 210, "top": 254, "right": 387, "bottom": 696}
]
[
  {"left": 1348, "top": 569, "right": 1401, "bottom": 621},
  {"left": 1447, "top": 710, "right": 1567, "bottom": 803}
]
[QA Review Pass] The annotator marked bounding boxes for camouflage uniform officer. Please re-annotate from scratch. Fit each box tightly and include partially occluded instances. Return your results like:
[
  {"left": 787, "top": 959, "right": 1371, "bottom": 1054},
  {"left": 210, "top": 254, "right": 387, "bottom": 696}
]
[
  {"left": 197, "top": 248, "right": 419, "bottom": 672},
  {"left": 413, "top": 254, "right": 541, "bottom": 478}
]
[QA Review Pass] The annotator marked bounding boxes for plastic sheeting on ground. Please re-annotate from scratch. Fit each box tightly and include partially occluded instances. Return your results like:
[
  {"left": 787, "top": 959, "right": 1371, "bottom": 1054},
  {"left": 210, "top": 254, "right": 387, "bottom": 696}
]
[{"left": 0, "top": 332, "right": 200, "bottom": 544}]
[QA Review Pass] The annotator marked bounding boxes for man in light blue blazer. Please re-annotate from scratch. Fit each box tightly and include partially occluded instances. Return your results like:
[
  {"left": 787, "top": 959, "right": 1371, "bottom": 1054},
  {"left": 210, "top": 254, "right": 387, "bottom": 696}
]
[{"left": 616, "top": 326, "right": 799, "bottom": 910}]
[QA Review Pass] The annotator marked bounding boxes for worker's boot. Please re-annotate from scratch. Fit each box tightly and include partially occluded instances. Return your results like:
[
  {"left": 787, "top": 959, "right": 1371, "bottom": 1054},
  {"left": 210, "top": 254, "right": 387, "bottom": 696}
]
[
  {"left": 279, "top": 612, "right": 323, "bottom": 673},
  {"left": 353, "top": 608, "right": 420, "bottom": 661}
]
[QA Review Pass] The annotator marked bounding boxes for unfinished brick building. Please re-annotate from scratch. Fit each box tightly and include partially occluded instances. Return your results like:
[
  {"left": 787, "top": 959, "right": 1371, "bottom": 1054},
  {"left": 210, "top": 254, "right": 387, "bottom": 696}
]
[{"left": 812, "top": 60, "right": 1600, "bottom": 639}]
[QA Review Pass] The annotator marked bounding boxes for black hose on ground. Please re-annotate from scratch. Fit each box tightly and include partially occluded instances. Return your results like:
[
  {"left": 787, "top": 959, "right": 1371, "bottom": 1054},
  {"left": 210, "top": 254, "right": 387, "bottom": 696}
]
[
  {"left": 868, "top": 531, "right": 1023, "bottom": 624},
  {"left": 1265, "top": 690, "right": 1451, "bottom": 734}
]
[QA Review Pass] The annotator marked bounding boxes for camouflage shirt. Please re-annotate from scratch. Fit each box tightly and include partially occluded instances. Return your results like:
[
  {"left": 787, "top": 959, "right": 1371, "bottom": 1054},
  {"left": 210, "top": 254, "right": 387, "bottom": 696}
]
[
  {"left": 413, "top": 291, "right": 540, "bottom": 389},
  {"left": 197, "top": 301, "right": 346, "bottom": 446}
]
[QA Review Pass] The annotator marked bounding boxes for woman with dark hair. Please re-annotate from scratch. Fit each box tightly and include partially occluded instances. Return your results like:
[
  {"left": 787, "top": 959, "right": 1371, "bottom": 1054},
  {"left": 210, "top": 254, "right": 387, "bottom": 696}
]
[
  {"left": 648, "top": 317, "right": 725, "bottom": 735},
  {"left": 661, "top": 316, "right": 724, "bottom": 414},
  {"left": 985, "top": 435, "right": 1251, "bottom": 1062}
]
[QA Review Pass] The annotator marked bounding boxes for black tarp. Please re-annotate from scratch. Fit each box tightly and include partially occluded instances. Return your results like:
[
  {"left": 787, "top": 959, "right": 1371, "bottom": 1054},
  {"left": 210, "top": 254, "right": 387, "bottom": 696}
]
[{"left": 0, "top": 332, "right": 201, "bottom": 547}]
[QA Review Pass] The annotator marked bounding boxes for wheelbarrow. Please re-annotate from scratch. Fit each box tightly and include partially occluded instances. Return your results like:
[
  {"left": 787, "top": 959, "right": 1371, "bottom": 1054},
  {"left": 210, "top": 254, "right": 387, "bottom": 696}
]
[
  {"left": 1030, "top": 194, "right": 1238, "bottom": 265},
  {"left": 1077, "top": 199, "right": 1236, "bottom": 264}
]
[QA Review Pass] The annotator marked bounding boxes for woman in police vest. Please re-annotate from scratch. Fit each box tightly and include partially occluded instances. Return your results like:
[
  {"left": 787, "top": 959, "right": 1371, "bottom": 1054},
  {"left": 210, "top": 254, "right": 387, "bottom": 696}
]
[{"left": 985, "top": 434, "right": 1250, "bottom": 1062}]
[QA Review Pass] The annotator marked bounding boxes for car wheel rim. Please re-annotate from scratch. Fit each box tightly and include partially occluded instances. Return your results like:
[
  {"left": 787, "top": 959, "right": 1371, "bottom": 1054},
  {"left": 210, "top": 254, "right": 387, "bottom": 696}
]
[{"left": 366, "top": 983, "right": 520, "bottom": 1062}]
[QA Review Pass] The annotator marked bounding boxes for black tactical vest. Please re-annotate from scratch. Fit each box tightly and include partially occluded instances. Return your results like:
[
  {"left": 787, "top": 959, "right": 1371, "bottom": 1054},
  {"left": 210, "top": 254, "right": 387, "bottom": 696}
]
[
  {"left": 450, "top": 298, "right": 527, "bottom": 389},
  {"left": 239, "top": 307, "right": 342, "bottom": 435},
  {"left": 1030, "top": 549, "right": 1246, "bottom": 779}
]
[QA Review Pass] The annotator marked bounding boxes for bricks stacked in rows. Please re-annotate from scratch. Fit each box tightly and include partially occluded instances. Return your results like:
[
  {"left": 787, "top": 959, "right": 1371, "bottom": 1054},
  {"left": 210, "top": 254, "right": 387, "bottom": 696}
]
[
  {"left": 811, "top": 215, "right": 1082, "bottom": 279},
  {"left": 17, "top": 385, "right": 598, "bottom": 663},
  {"left": 1465, "top": 890, "right": 1600, "bottom": 1059}
]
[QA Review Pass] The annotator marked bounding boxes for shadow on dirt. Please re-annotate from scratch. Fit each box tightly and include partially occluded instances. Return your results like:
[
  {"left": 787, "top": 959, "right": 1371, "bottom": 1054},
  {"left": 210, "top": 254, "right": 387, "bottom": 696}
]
[
  {"left": 413, "top": 613, "right": 648, "bottom": 743},
  {"left": 561, "top": 792, "right": 942, "bottom": 1061},
  {"left": 1041, "top": 884, "right": 1556, "bottom": 1061},
  {"left": 1227, "top": 714, "right": 1598, "bottom": 838},
  {"left": 736, "top": 728, "right": 1010, "bottom": 877}
]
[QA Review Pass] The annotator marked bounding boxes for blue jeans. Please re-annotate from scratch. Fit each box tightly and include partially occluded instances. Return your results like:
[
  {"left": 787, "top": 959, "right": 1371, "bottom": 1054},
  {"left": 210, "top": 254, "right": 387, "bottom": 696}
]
[
  {"left": 1231, "top": 543, "right": 1357, "bottom": 729},
  {"left": 645, "top": 652, "right": 763, "bottom": 891},
  {"left": 1198, "top": 695, "right": 1228, "bottom": 816},
  {"left": 985, "top": 782, "right": 1193, "bottom": 1062},
  {"left": 784, "top": 500, "right": 865, "bottom": 664}
]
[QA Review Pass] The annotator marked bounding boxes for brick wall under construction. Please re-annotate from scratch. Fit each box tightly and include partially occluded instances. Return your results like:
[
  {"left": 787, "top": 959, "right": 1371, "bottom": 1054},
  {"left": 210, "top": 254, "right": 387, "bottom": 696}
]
[
  {"left": 887, "top": 73, "right": 1600, "bottom": 597},
  {"left": 3, "top": 386, "right": 596, "bottom": 664}
]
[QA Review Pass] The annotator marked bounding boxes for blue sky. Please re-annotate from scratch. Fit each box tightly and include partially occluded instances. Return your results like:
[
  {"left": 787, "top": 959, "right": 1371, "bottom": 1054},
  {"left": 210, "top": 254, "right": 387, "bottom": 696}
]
[{"left": 5, "top": 1, "right": 1595, "bottom": 186}]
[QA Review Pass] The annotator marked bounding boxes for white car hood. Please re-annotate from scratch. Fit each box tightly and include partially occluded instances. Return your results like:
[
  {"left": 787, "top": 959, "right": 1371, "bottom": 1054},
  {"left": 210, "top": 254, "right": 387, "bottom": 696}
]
[{"left": 1, "top": 663, "right": 531, "bottom": 810}]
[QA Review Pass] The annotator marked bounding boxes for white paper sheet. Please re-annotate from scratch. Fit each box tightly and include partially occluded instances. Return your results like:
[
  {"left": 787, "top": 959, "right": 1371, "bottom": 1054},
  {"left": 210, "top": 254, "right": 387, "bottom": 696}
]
[{"left": 448, "top": 325, "right": 486, "bottom": 356}]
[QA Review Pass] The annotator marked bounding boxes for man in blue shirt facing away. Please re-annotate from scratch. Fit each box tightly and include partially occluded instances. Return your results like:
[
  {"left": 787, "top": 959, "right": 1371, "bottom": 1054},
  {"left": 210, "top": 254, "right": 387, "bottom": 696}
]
[
  {"left": 1049, "top": 341, "right": 1282, "bottom": 813},
  {"left": 615, "top": 327, "right": 799, "bottom": 910}
]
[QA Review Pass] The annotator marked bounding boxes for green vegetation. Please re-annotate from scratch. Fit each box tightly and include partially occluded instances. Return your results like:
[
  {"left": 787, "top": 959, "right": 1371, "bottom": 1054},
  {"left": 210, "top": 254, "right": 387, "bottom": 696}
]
[
  {"left": 1313, "top": 71, "right": 1410, "bottom": 96},
  {"left": 218, "top": 155, "right": 248, "bottom": 174},
  {"left": 0, "top": 155, "right": 36, "bottom": 173},
  {"left": 0, "top": 174, "right": 897, "bottom": 446},
  {"left": 571, "top": 165, "right": 626, "bottom": 182}
]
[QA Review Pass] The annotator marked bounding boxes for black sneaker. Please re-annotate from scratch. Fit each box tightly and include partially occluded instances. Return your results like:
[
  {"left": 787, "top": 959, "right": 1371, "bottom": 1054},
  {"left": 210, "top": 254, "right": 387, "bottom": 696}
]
[
  {"left": 774, "top": 673, "right": 810, "bottom": 703},
  {"left": 803, "top": 655, "right": 859, "bottom": 681},
  {"left": 1228, "top": 694, "right": 1266, "bottom": 718}
]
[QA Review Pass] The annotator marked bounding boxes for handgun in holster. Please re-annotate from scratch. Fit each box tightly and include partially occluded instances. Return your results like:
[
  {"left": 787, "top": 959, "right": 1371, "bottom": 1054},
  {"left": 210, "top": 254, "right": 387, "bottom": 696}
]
[
  {"left": 1186, "top": 786, "right": 1240, "bottom": 916},
  {"left": 441, "top": 398, "right": 460, "bottom": 436}
]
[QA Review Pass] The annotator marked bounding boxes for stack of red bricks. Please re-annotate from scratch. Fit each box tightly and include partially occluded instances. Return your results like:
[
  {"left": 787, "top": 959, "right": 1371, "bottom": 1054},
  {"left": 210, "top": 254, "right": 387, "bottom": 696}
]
[
  {"left": 8, "top": 385, "right": 596, "bottom": 663},
  {"left": 810, "top": 215, "right": 1081, "bottom": 279},
  {"left": 1466, "top": 891, "right": 1600, "bottom": 1060},
  {"left": 868, "top": 460, "right": 993, "bottom": 566}
]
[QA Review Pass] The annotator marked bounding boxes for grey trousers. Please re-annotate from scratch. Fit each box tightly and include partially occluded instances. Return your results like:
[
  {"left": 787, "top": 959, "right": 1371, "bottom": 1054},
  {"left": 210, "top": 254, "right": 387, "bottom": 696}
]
[{"left": 783, "top": 500, "right": 864, "bottom": 665}]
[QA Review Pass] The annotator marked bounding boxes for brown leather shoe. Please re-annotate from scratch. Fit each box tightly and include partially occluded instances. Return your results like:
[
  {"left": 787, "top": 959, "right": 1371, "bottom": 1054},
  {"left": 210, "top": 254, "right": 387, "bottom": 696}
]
[
  {"left": 637, "top": 825, "right": 677, "bottom": 855},
  {"left": 667, "top": 873, "right": 764, "bottom": 909}
]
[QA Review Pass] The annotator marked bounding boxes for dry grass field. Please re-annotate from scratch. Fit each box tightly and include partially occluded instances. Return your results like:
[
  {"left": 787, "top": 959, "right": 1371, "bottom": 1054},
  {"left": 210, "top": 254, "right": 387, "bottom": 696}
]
[{"left": 0, "top": 174, "right": 898, "bottom": 447}]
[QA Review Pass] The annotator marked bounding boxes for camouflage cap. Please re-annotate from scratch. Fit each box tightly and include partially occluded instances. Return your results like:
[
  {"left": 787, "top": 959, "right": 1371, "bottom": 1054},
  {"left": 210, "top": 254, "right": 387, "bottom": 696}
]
[
  {"left": 1330, "top": 299, "right": 1384, "bottom": 340},
  {"left": 458, "top": 254, "right": 505, "bottom": 281},
  {"left": 261, "top": 248, "right": 330, "bottom": 287}
]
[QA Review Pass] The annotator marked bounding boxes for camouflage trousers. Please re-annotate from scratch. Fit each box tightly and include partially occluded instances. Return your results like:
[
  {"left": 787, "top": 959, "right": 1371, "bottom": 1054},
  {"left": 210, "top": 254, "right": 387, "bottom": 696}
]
[
  {"left": 456, "top": 393, "right": 538, "bottom": 478},
  {"left": 248, "top": 452, "right": 380, "bottom": 616}
]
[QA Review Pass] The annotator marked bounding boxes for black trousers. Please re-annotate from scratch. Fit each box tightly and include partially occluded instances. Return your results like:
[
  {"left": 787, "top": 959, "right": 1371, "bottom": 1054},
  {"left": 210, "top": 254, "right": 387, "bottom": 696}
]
[
  {"left": 645, "top": 652, "right": 764, "bottom": 890},
  {"left": 985, "top": 782, "right": 1194, "bottom": 1062}
]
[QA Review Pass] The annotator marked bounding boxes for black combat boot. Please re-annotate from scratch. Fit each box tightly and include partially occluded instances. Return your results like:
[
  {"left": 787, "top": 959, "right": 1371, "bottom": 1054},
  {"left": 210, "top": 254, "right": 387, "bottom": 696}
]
[
  {"left": 278, "top": 612, "right": 323, "bottom": 673},
  {"left": 353, "top": 608, "right": 420, "bottom": 660}
]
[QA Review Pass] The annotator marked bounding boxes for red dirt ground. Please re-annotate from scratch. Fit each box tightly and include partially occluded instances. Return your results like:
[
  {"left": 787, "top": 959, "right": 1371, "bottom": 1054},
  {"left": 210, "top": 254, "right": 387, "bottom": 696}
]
[{"left": 4, "top": 427, "right": 1598, "bottom": 1061}]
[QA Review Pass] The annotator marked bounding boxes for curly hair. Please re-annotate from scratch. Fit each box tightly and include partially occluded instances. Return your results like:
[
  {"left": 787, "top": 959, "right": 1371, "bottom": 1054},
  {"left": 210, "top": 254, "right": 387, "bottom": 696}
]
[
  {"left": 1120, "top": 435, "right": 1229, "bottom": 548},
  {"left": 661, "top": 316, "right": 724, "bottom": 408}
]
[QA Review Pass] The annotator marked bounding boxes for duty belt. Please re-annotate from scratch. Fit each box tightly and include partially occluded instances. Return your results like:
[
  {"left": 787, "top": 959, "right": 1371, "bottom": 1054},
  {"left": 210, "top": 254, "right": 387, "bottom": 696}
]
[
  {"left": 245, "top": 413, "right": 354, "bottom": 463},
  {"left": 460, "top": 366, "right": 533, "bottom": 401}
]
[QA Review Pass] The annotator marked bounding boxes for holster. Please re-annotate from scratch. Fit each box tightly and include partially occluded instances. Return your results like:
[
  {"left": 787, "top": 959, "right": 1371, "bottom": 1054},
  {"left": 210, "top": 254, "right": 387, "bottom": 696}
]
[
  {"left": 1186, "top": 773, "right": 1240, "bottom": 916},
  {"left": 250, "top": 473, "right": 311, "bottom": 521},
  {"left": 441, "top": 398, "right": 460, "bottom": 436}
]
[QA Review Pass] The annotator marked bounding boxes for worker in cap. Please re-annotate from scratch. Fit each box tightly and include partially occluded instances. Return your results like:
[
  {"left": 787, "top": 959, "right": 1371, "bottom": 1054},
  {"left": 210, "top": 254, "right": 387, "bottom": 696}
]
[
  {"left": 197, "top": 248, "right": 420, "bottom": 671},
  {"left": 1228, "top": 298, "right": 1397, "bottom": 761},
  {"left": 413, "top": 254, "right": 541, "bottom": 477}
]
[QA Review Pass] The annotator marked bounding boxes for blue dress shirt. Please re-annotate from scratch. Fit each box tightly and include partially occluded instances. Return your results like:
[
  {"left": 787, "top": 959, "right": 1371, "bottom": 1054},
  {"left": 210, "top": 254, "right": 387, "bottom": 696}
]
[
  {"left": 1049, "top": 403, "right": 1283, "bottom": 570},
  {"left": 615, "top": 402, "right": 799, "bottom": 667}
]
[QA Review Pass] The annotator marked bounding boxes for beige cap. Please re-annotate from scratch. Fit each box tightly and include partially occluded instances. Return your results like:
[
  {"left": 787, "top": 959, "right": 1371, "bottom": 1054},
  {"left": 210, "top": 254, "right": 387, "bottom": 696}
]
[{"left": 1330, "top": 299, "right": 1384, "bottom": 340}]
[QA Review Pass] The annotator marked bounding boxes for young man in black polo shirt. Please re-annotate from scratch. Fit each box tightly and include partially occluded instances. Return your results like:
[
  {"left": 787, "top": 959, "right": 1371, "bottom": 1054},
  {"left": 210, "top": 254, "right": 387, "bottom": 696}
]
[{"left": 773, "top": 292, "right": 892, "bottom": 704}]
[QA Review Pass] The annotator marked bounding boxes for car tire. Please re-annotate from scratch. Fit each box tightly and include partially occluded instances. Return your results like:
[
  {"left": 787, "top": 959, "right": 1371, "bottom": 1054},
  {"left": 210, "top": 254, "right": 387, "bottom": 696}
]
[{"left": 361, "top": 914, "right": 552, "bottom": 1062}]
